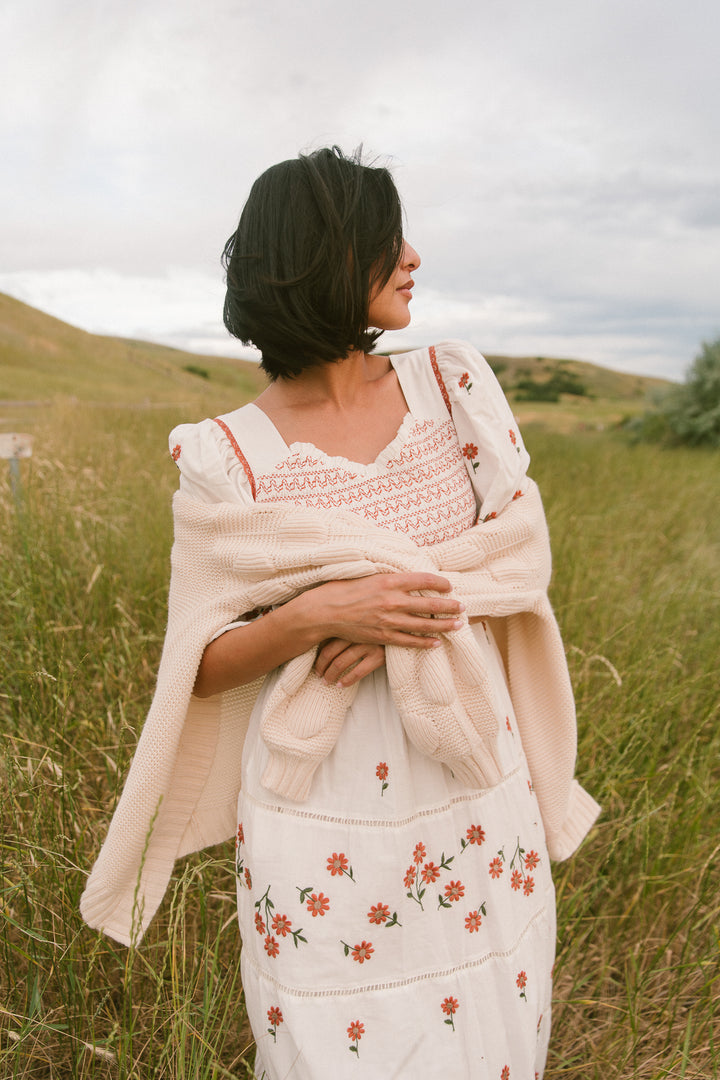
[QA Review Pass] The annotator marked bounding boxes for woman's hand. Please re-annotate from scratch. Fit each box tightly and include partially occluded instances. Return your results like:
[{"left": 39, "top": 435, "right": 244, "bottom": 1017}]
[
  {"left": 194, "top": 572, "right": 463, "bottom": 698},
  {"left": 296, "top": 572, "right": 465, "bottom": 649},
  {"left": 314, "top": 639, "right": 386, "bottom": 687}
]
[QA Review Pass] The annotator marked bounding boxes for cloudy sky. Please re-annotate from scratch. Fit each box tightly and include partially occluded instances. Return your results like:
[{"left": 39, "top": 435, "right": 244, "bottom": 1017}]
[{"left": 2, "top": 0, "right": 719, "bottom": 380}]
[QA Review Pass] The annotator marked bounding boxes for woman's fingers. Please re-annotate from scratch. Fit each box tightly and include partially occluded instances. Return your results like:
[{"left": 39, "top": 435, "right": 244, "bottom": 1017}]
[
  {"left": 317, "top": 641, "right": 386, "bottom": 686},
  {"left": 314, "top": 637, "right": 354, "bottom": 677}
]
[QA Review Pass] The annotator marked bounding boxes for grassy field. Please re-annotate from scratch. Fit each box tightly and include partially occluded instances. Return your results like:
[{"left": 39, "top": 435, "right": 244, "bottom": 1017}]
[{"left": 1, "top": 390, "right": 718, "bottom": 1078}]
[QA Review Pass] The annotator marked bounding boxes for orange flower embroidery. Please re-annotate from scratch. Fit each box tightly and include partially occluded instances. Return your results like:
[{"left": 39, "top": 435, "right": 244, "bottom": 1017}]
[
  {"left": 524, "top": 850, "right": 540, "bottom": 871},
  {"left": 465, "top": 910, "right": 482, "bottom": 932},
  {"left": 264, "top": 935, "right": 280, "bottom": 958},
  {"left": 441, "top": 996, "right": 459, "bottom": 1030},
  {"left": 327, "top": 852, "right": 353, "bottom": 879},
  {"left": 501, "top": 1067, "right": 510, "bottom": 1079},
  {"left": 467, "top": 824, "right": 485, "bottom": 845},
  {"left": 350, "top": 941, "right": 374, "bottom": 964},
  {"left": 271, "top": 913, "right": 292, "bottom": 937},
  {"left": 444, "top": 880, "right": 465, "bottom": 902},
  {"left": 509, "top": 429, "right": 517, "bottom": 446},
  {"left": 403, "top": 865, "right": 416, "bottom": 888},
  {"left": 376, "top": 762, "right": 388, "bottom": 780},
  {"left": 306, "top": 892, "right": 330, "bottom": 917},
  {"left": 254, "top": 911, "right": 265, "bottom": 935},
  {"left": 267, "top": 1006, "right": 283, "bottom": 1025},
  {"left": 489, "top": 857, "right": 504, "bottom": 879},
  {"left": 523, "top": 876, "right": 535, "bottom": 896},
  {"left": 348, "top": 1020, "right": 364, "bottom": 1057},
  {"left": 367, "top": 903, "right": 390, "bottom": 925},
  {"left": 511, "top": 870, "right": 523, "bottom": 891},
  {"left": 244, "top": 867, "right": 252, "bottom": 890},
  {"left": 171, "top": 444, "right": 181, "bottom": 461},
  {"left": 236, "top": 823, "right": 244, "bottom": 846},
  {"left": 413, "top": 842, "right": 427, "bottom": 865},
  {"left": 462, "top": 442, "right": 479, "bottom": 460},
  {"left": 421, "top": 861, "right": 441, "bottom": 884}
]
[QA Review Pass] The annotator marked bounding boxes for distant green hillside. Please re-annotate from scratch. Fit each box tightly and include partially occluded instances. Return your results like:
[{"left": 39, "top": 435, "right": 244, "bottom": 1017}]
[
  {"left": 0, "top": 292, "right": 265, "bottom": 407},
  {"left": 1, "top": 292, "right": 671, "bottom": 430}
]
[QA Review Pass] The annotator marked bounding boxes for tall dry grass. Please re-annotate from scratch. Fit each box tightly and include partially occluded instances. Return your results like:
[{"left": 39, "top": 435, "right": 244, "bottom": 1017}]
[{"left": 1, "top": 404, "right": 718, "bottom": 1079}]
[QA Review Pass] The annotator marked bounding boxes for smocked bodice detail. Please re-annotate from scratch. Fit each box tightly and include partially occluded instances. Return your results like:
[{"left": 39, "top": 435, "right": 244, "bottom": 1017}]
[{"left": 255, "top": 415, "right": 478, "bottom": 546}]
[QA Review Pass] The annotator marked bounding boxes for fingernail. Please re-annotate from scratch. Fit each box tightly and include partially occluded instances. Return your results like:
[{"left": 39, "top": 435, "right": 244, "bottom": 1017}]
[
  {"left": 458, "top": 603, "right": 466, "bottom": 611},
  {"left": 452, "top": 620, "right": 464, "bottom": 630}
]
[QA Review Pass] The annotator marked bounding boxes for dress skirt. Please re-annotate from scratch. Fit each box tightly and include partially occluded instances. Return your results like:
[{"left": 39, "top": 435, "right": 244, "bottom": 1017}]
[{"left": 235, "top": 623, "right": 555, "bottom": 1080}]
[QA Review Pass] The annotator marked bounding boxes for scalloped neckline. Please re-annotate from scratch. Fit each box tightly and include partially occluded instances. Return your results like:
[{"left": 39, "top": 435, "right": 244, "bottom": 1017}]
[{"left": 286, "top": 409, "right": 421, "bottom": 475}]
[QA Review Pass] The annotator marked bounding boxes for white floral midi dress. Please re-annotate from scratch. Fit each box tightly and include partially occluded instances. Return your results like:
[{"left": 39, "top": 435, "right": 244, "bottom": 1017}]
[{"left": 174, "top": 342, "right": 556, "bottom": 1080}]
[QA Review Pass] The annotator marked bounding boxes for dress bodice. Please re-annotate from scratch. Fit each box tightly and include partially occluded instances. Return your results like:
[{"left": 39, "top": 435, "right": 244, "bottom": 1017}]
[{"left": 254, "top": 412, "right": 478, "bottom": 546}]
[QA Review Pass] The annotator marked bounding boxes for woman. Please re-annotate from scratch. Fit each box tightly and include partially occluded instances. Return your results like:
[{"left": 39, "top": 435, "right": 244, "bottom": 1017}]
[{"left": 82, "top": 147, "right": 600, "bottom": 1078}]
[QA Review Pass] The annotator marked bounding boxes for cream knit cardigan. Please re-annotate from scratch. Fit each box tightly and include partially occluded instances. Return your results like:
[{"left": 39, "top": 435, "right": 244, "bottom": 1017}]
[{"left": 81, "top": 477, "right": 600, "bottom": 946}]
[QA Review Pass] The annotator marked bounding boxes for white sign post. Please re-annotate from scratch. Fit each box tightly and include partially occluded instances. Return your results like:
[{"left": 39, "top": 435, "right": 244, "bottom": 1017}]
[{"left": 0, "top": 433, "right": 34, "bottom": 502}]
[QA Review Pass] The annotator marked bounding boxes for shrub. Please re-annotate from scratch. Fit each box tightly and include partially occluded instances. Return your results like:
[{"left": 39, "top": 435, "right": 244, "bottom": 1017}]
[{"left": 632, "top": 337, "right": 720, "bottom": 447}]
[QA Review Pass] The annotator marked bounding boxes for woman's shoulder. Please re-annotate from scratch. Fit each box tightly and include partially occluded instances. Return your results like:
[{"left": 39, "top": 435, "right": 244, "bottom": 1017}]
[{"left": 168, "top": 405, "right": 259, "bottom": 504}]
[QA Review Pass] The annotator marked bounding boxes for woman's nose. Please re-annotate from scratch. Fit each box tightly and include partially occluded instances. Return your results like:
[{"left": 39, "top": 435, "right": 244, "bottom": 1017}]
[{"left": 403, "top": 242, "right": 421, "bottom": 271}]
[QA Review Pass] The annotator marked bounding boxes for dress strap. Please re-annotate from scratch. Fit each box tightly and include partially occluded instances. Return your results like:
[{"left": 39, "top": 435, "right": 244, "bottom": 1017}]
[
  {"left": 212, "top": 417, "right": 257, "bottom": 500},
  {"left": 429, "top": 345, "right": 453, "bottom": 416}
]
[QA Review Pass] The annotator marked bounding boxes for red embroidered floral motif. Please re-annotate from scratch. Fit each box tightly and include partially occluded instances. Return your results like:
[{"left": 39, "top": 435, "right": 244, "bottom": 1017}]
[
  {"left": 513, "top": 489, "right": 524, "bottom": 500},
  {"left": 350, "top": 941, "right": 374, "bottom": 964},
  {"left": 306, "top": 892, "right": 330, "bottom": 917},
  {"left": 489, "top": 857, "right": 504, "bottom": 879},
  {"left": 441, "top": 996, "right": 459, "bottom": 1031},
  {"left": 462, "top": 442, "right": 479, "bottom": 460},
  {"left": 444, "top": 880, "right": 465, "bottom": 902},
  {"left": 271, "top": 913, "right": 292, "bottom": 937},
  {"left": 458, "top": 372, "right": 472, "bottom": 391},
  {"left": 461, "top": 824, "right": 486, "bottom": 853},
  {"left": 367, "top": 903, "right": 390, "bottom": 925},
  {"left": 523, "top": 876, "right": 535, "bottom": 896},
  {"left": 501, "top": 1067, "right": 510, "bottom": 1079},
  {"left": 267, "top": 1006, "right": 283, "bottom": 1042},
  {"left": 517, "top": 970, "right": 528, "bottom": 1001},
  {"left": 508, "top": 429, "right": 517, "bottom": 446},
  {"left": 244, "top": 867, "right": 252, "bottom": 890},
  {"left": 347, "top": 1020, "right": 364, "bottom": 1057},
  {"left": 254, "top": 912, "right": 265, "bottom": 935},
  {"left": 510, "top": 870, "right": 523, "bottom": 891},
  {"left": 171, "top": 444, "right": 181, "bottom": 461},
  {"left": 524, "top": 850, "right": 540, "bottom": 871},
  {"left": 465, "top": 910, "right": 482, "bottom": 932},
  {"left": 264, "top": 935, "right": 280, "bottom": 958},
  {"left": 403, "top": 865, "right": 416, "bottom": 889},
  {"left": 421, "top": 861, "right": 441, "bottom": 884},
  {"left": 327, "top": 852, "right": 353, "bottom": 878},
  {"left": 506, "top": 717, "right": 513, "bottom": 733},
  {"left": 413, "top": 842, "right": 427, "bottom": 865},
  {"left": 376, "top": 761, "right": 389, "bottom": 796},
  {"left": 236, "top": 823, "right": 244, "bottom": 846}
]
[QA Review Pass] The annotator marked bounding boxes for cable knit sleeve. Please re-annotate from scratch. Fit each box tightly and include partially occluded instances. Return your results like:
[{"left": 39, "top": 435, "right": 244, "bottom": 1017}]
[
  {"left": 433, "top": 340, "right": 530, "bottom": 521},
  {"left": 168, "top": 416, "right": 255, "bottom": 506}
]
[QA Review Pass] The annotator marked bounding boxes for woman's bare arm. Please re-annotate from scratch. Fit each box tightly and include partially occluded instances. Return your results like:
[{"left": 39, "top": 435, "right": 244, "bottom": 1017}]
[{"left": 193, "top": 572, "right": 465, "bottom": 698}]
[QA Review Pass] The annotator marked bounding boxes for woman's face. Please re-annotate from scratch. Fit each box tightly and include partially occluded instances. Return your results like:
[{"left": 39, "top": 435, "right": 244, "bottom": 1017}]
[{"left": 367, "top": 241, "right": 421, "bottom": 332}]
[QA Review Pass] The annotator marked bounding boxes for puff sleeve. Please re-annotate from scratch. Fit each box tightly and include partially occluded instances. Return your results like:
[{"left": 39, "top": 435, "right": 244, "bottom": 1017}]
[{"left": 433, "top": 340, "right": 530, "bottom": 521}]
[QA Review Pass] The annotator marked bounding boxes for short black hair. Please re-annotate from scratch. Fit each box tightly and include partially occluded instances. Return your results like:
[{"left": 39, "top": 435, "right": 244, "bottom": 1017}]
[{"left": 222, "top": 146, "right": 404, "bottom": 380}]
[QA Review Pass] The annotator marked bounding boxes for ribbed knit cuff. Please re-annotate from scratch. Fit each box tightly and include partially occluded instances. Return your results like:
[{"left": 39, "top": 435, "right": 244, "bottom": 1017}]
[
  {"left": 261, "top": 751, "right": 321, "bottom": 802},
  {"left": 546, "top": 781, "right": 602, "bottom": 861}
]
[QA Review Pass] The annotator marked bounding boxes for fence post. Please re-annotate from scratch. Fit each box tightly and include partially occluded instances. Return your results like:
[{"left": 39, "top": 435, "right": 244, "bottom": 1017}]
[{"left": 0, "top": 433, "right": 34, "bottom": 505}]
